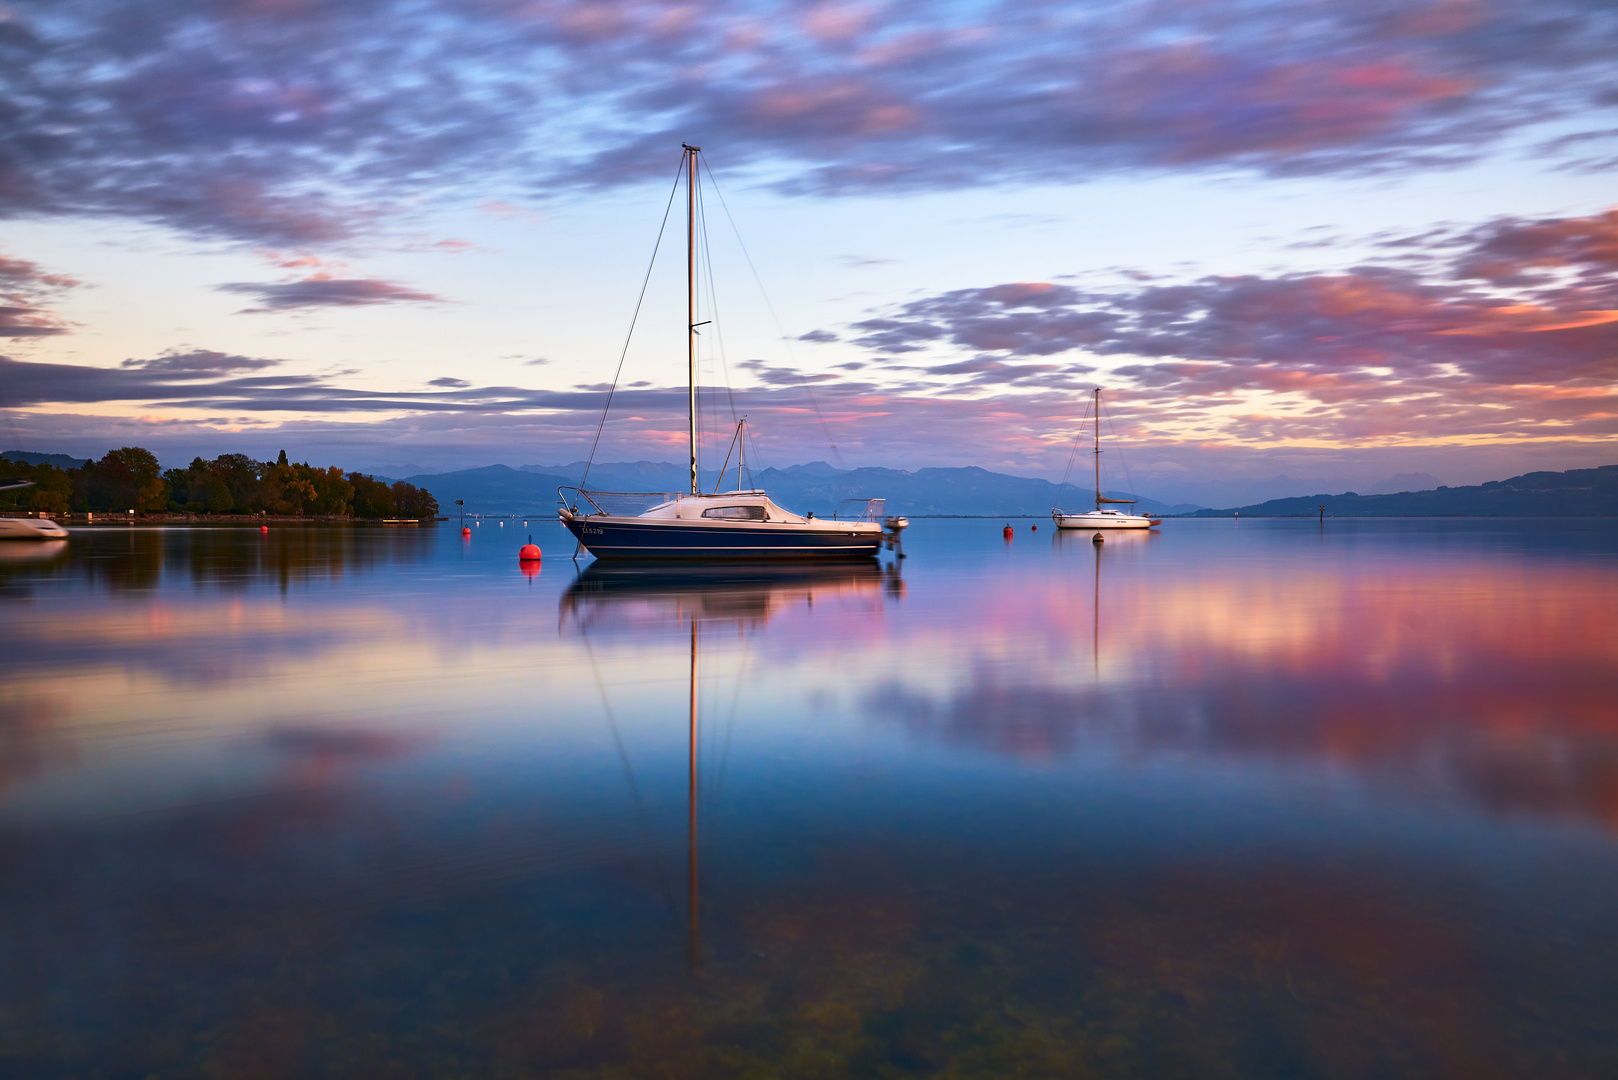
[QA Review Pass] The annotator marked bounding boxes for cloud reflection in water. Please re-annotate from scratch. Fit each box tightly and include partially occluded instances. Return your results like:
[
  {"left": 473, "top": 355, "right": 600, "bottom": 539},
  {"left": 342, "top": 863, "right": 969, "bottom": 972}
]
[{"left": 3, "top": 521, "right": 1618, "bottom": 1075}]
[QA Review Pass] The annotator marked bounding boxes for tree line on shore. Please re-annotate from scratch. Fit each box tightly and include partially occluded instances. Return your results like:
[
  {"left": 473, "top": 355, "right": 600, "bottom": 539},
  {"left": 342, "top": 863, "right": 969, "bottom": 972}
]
[{"left": 0, "top": 448, "right": 439, "bottom": 519}]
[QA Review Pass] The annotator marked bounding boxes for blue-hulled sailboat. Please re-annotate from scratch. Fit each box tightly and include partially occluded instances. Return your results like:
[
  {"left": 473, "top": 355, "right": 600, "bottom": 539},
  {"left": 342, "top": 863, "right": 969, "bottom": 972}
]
[{"left": 560, "top": 144, "right": 905, "bottom": 561}]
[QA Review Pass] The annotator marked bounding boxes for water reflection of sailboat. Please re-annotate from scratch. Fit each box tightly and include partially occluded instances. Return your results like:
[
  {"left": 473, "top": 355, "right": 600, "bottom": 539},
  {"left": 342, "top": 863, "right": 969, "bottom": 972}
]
[
  {"left": 563, "top": 559, "right": 903, "bottom": 969},
  {"left": 685, "top": 618, "right": 701, "bottom": 967},
  {"left": 560, "top": 560, "right": 893, "bottom": 633},
  {"left": 1051, "top": 524, "right": 1142, "bottom": 679}
]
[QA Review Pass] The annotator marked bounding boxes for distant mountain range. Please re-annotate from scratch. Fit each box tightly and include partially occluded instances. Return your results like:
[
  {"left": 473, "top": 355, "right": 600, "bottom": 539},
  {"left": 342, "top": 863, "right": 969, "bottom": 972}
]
[
  {"left": 1140, "top": 471, "right": 1448, "bottom": 509},
  {"left": 1192, "top": 464, "right": 1618, "bottom": 516},
  {"left": 2, "top": 450, "right": 91, "bottom": 469},
  {"left": 401, "top": 461, "right": 1202, "bottom": 517},
  {"left": 14, "top": 446, "right": 1611, "bottom": 517}
]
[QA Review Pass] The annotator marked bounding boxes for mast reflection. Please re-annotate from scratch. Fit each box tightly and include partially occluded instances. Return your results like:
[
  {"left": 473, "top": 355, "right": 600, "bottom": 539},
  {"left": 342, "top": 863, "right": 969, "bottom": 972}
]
[
  {"left": 688, "top": 617, "right": 699, "bottom": 969},
  {"left": 562, "top": 559, "right": 901, "bottom": 970}
]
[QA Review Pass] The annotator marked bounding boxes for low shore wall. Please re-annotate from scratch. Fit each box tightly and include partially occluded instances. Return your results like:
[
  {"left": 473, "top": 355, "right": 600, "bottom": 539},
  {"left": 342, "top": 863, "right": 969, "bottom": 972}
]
[{"left": 1, "top": 513, "right": 442, "bottom": 526}]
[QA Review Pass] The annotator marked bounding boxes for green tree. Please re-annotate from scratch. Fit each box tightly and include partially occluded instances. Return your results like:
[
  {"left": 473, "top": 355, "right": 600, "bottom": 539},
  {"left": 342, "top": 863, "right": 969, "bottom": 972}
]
[
  {"left": 0, "top": 458, "right": 73, "bottom": 515},
  {"left": 348, "top": 472, "right": 395, "bottom": 518},
  {"left": 163, "top": 457, "right": 234, "bottom": 513},
  {"left": 261, "top": 460, "right": 352, "bottom": 515},
  {"left": 391, "top": 481, "right": 439, "bottom": 520},
  {"left": 307, "top": 465, "right": 354, "bottom": 515},
  {"left": 212, "top": 454, "right": 265, "bottom": 511},
  {"left": 192, "top": 472, "right": 234, "bottom": 513},
  {"left": 81, "top": 447, "right": 167, "bottom": 512}
]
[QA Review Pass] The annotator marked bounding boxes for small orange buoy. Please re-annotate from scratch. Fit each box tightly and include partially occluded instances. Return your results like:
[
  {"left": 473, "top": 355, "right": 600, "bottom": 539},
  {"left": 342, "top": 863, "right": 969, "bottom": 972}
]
[
  {"left": 1092, "top": 532, "right": 1104, "bottom": 544},
  {"left": 1003, "top": 524, "right": 1014, "bottom": 539},
  {"left": 519, "top": 544, "right": 541, "bottom": 561},
  {"left": 461, "top": 526, "right": 471, "bottom": 537},
  {"left": 260, "top": 525, "right": 268, "bottom": 533}
]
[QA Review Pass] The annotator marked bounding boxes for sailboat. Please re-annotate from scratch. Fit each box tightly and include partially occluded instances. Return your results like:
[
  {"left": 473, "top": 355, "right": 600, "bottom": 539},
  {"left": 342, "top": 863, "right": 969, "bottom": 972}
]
[
  {"left": 1051, "top": 388, "right": 1160, "bottom": 530},
  {"left": 560, "top": 145, "right": 906, "bottom": 561}
]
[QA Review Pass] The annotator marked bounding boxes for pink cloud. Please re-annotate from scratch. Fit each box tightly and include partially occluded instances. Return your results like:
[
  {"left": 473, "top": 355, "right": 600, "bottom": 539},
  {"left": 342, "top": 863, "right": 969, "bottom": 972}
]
[
  {"left": 801, "top": 2, "right": 874, "bottom": 43},
  {"left": 0, "top": 251, "right": 80, "bottom": 337},
  {"left": 824, "top": 208, "right": 1618, "bottom": 450}
]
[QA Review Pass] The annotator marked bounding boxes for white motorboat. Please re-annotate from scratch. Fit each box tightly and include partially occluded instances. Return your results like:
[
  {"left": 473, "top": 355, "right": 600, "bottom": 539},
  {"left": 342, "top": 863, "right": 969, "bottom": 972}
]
[
  {"left": 0, "top": 516, "right": 69, "bottom": 540},
  {"left": 1052, "top": 388, "right": 1160, "bottom": 530},
  {"left": 0, "top": 478, "right": 70, "bottom": 538}
]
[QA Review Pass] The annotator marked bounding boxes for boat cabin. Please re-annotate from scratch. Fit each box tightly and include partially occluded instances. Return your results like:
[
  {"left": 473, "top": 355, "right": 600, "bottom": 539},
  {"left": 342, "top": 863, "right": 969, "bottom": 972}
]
[{"left": 637, "top": 492, "right": 810, "bottom": 524}]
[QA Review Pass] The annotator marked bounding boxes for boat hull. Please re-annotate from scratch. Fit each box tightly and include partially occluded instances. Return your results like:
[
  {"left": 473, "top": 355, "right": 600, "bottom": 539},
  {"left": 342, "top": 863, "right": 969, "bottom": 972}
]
[
  {"left": 1052, "top": 512, "right": 1155, "bottom": 530},
  {"left": 0, "top": 518, "right": 70, "bottom": 540},
  {"left": 562, "top": 513, "right": 883, "bottom": 560}
]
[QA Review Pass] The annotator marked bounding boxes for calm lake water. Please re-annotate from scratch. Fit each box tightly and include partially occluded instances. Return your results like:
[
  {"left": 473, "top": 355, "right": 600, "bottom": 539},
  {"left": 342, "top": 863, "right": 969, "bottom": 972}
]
[{"left": 4, "top": 518, "right": 1618, "bottom": 1078}]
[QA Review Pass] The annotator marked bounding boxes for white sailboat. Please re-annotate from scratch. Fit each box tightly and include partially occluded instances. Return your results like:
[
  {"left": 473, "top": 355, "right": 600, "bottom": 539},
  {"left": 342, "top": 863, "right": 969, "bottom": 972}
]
[
  {"left": 1052, "top": 388, "right": 1160, "bottom": 530},
  {"left": 559, "top": 144, "right": 906, "bottom": 561}
]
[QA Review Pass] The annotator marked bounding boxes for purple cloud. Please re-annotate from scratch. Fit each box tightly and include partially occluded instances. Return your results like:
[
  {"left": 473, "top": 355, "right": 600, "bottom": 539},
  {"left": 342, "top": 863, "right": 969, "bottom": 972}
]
[
  {"left": 0, "top": 250, "right": 78, "bottom": 337},
  {"left": 0, "top": 1, "right": 1613, "bottom": 243},
  {"left": 218, "top": 276, "right": 443, "bottom": 313},
  {"left": 826, "top": 207, "right": 1618, "bottom": 444},
  {"left": 121, "top": 349, "right": 282, "bottom": 374}
]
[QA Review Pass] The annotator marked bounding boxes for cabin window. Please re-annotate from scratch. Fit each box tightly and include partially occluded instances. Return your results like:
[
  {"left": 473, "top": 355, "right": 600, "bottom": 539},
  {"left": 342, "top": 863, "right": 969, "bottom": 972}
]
[{"left": 701, "top": 505, "right": 767, "bottom": 521}]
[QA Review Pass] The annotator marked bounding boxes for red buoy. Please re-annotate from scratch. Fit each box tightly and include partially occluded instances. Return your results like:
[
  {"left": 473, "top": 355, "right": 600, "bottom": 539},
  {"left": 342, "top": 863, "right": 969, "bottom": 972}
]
[
  {"left": 1003, "top": 524, "right": 1014, "bottom": 539},
  {"left": 260, "top": 525, "right": 268, "bottom": 533},
  {"left": 519, "top": 543, "right": 541, "bottom": 561},
  {"left": 1030, "top": 524, "right": 1037, "bottom": 531},
  {"left": 461, "top": 526, "right": 471, "bottom": 537}
]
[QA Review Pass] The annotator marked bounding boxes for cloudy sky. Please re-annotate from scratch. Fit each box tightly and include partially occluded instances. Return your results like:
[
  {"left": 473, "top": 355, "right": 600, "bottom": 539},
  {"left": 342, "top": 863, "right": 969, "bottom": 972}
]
[{"left": 2, "top": 0, "right": 1615, "bottom": 500}]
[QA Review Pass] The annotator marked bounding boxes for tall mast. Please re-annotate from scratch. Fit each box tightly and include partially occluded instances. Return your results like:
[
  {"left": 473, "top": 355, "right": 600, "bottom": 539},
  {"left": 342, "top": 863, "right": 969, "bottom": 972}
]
[
  {"left": 684, "top": 144, "right": 700, "bottom": 496},
  {"left": 1094, "top": 387, "right": 1102, "bottom": 511}
]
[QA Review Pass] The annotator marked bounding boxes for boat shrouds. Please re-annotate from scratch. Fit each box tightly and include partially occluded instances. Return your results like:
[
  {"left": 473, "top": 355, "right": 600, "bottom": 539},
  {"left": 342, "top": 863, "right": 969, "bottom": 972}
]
[
  {"left": 560, "top": 145, "right": 903, "bottom": 561},
  {"left": 1052, "top": 388, "right": 1160, "bottom": 530}
]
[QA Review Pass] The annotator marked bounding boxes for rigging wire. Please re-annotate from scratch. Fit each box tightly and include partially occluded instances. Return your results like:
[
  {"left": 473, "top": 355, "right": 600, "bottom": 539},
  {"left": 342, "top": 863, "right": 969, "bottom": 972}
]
[
  {"left": 701, "top": 156, "right": 845, "bottom": 470},
  {"left": 1057, "top": 394, "right": 1093, "bottom": 496},
  {"left": 709, "top": 631, "right": 749, "bottom": 823},
  {"left": 693, "top": 176, "right": 758, "bottom": 492},
  {"left": 580, "top": 155, "right": 686, "bottom": 492},
  {"left": 582, "top": 633, "right": 679, "bottom": 931},
  {"left": 710, "top": 420, "right": 743, "bottom": 495},
  {"left": 1102, "top": 396, "right": 1138, "bottom": 501},
  {"left": 697, "top": 172, "right": 742, "bottom": 442}
]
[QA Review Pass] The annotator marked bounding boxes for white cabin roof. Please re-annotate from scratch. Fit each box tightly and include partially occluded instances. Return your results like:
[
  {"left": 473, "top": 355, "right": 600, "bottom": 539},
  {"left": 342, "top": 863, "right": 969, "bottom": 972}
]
[{"left": 639, "top": 492, "right": 810, "bottom": 523}]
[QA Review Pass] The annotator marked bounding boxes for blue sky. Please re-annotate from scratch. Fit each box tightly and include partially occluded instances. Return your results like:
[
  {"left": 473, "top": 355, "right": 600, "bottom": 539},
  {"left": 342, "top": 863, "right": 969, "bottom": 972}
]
[{"left": 2, "top": 0, "right": 1615, "bottom": 501}]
